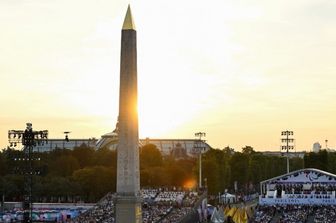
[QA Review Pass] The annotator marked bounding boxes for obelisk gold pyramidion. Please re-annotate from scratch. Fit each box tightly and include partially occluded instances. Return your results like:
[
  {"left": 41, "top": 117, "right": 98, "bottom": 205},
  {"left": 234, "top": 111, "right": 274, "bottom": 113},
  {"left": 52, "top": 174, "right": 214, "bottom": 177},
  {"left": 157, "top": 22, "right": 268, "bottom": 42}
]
[{"left": 115, "top": 5, "right": 142, "bottom": 223}]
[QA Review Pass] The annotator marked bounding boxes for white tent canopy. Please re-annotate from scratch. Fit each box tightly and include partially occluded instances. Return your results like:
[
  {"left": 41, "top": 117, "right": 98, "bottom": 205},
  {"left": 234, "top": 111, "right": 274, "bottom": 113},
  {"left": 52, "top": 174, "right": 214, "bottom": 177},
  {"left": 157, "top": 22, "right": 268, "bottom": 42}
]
[
  {"left": 259, "top": 168, "right": 336, "bottom": 205},
  {"left": 220, "top": 193, "right": 236, "bottom": 203}
]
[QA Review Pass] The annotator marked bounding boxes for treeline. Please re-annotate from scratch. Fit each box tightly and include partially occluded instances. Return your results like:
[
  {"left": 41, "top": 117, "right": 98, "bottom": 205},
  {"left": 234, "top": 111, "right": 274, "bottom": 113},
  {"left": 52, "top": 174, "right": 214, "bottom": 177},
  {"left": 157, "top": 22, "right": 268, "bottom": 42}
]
[
  {"left": 0, "top": 144, "right": 195, "bottom": 202},
  {"left": 0, "top": 145, "right": 116, "bottom": 203},
  {"left": 201, "top": 146, "right": 304, "bottom": 195},
  {"left": 1, "top": 143, "right": 334, "bottom": 202},
  {"left": 304, "top": 150, "right": 336, "bottom": 173}
]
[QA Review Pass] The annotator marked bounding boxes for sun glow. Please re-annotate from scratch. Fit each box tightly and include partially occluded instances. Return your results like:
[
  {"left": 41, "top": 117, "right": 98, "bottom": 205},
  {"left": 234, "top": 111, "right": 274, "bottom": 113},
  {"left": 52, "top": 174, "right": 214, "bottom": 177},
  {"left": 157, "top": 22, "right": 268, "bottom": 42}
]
[
  {"left": 183, "top": 179, "right": 197, "bottom": 190},
  {"left": 1, "top": 1, "right": 336, "bottom": 150},
  {"left": 138, "top": 79, "right": 203, "bottom": 138},
  {"left": 137, "top": 55, "right": 216, "bottom": 138}
]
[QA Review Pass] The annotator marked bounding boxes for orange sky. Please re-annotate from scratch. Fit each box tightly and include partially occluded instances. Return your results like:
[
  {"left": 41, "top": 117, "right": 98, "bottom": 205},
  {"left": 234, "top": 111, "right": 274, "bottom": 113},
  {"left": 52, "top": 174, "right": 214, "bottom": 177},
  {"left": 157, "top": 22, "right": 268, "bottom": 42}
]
[{"left": 1, "top": 0, "right": 336, "bottom": 151}]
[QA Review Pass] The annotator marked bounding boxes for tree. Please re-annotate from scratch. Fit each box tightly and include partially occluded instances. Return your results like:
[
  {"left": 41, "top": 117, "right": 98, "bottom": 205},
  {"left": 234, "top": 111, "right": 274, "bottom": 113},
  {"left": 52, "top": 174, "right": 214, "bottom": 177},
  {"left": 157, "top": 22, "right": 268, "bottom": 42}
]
[
  {"left": 140, "top": 144, "right": 163, "bottom": 168},
  {"left": 304, "top": 150, "right": 328, "bottom": 171},
  {"left": 247, "top": 154, "right": 264, "bottom": 185},
  {"left": 327, "top": 152, "right": 336, "bottom": 174},
  {"left": 141, "top": 166, "right": 167, "bottom": 187},
  {"left": 242, "top": 146, "right": 255, "bottom": 155},
  {"left": 290, "top": 157, "right": 304, "bottom": 172},
  {"left": 72, "top": 145, "right": 95, "bottom": 168},
  {"left": 48, "top": 155, "right": 80, "bottom": 177},
  {"left": 94, "top": 147, "right": 117, "bottom": 167},
  {"left": 202, "top": 158, "right": 220, "bottom": 194},
  {"left": 223, "top": 146, "right": 234, "bottom": 155},
  {"left": 72, "top": 166, "right": 116, "bottom": 202},
  {"left": 1, "top": 175, "right": 23, "bottom": 201},
  {"left": 164, "top": 164, "right": 188, "bottom": 187},
  {"left": 230, "top": 152, "right": 249, "bottom": 191},
  {"left": 0, "top": 152, "right": 7, "bottom": 176}
]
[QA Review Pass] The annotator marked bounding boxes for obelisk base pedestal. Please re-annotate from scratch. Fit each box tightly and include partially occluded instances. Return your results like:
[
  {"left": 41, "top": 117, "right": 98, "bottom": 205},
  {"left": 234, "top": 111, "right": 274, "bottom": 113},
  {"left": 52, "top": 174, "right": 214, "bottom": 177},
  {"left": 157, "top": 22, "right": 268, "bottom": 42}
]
[{"left": 115, "top": 195, "right": 142, "bottom": 223}]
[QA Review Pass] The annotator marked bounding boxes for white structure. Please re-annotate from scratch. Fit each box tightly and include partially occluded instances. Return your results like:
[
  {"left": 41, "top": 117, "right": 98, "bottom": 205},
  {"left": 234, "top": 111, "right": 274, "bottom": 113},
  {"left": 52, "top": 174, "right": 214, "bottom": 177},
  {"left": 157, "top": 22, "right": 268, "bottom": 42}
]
[
  {"left": 32, "top": 138, "right": 97, "bottom": 152},
  {"left": 96, "top": 134, "right": 211, "bottom": 157},
  {"left": 259, "top": 168, "right": 336, "bottom": 205},
  {"left": 220, "top": 193, "right": 236, "bottom": 204},
  {"left": 313, "top": 142, "right": 322, "bottom": 153}
]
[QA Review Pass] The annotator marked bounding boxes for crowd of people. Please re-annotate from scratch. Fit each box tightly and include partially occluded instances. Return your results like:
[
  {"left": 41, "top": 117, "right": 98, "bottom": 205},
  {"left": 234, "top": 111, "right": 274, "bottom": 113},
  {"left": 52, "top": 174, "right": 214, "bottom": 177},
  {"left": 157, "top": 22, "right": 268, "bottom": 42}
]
[
  {"left": 143, "top": 189, "right": 200, "bottom": 223},
  {"left": 142, "top": 189, "right": 159, "bottom": 200},
  {"left": 70, "top": 189, "right": 200, "bottom": 223},
  {"left": 154, "top": 191, "right": 185, "bottom": 203},
  {"left": 0, "top": 208, "right": 84, "bottom": 222},
  {"left": 0, "top": 189, "right": 200, "bottom": 223},
  {"left": 251, "top": 205, "right": 336, "bottom": 223},
  {"left": 277, "top": 205, "right": 310, "bottom": 223},
  {"left": 72, "top": 193, "right": 115, "bottom": 223},
  {"left": 273, "top": 183, "right": 336, "bottom": 195},
  {"left": 313, "top": 206, "right": 336, "bottom": 223},
  {"left": 251, "top": 205, "right": 275, "bottom": 223},
  {"left": 142, "top": 204, "right": 172, "bottom": 223},
  {"left": 275, "top": 184, "right": 304, "bottom": 194},
  {"left": 162, "top": 206, "right": 193, "bottom": 223}
]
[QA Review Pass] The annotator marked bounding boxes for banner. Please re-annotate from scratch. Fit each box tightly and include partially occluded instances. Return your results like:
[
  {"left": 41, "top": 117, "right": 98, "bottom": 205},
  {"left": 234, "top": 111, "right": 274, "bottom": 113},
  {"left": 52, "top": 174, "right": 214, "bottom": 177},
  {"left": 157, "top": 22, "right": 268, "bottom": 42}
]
[{"left": 259, "top": 197, "right": 336, "bottom": 205}]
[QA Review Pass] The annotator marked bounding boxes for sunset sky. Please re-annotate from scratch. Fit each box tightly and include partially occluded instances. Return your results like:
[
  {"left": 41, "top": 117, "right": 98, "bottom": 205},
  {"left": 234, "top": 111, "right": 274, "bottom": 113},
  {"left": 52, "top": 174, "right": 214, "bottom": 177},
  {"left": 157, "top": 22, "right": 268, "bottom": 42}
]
[{"left": 1, "top": 0, "right": 336, "bottom": 151}]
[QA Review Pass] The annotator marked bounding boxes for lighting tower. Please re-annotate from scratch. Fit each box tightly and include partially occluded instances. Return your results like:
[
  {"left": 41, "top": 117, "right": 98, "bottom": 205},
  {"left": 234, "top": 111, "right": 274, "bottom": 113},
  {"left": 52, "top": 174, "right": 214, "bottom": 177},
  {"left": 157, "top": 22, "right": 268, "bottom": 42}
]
[
  {"left": 63, "top": 131, "right": 71, "bottom": 148},
  {"left": 8, "top": 123, "right": 48, "bottom": 223},
  {"left": 194, "top": 132, "right": 206, "bottom": 189},
  {"left": 281, "top": 130, "right": 294, "bottom": 174},
  {"left": 63, "top": 131, "right": 71, "bottom": 142}
]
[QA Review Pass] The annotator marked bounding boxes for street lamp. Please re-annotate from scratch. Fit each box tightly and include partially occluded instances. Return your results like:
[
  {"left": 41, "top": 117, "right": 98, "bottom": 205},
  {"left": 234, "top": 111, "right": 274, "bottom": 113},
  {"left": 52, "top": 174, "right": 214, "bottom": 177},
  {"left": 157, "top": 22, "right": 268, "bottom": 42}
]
[
  {"left": 8, "top": 123, "right": 48, "bottom": 223},
  {"left": 194, "top": 132, "right": 206, "bottom": 189},
  {"left": 281, "top": 130, "right": 294, "bottom": 174}
]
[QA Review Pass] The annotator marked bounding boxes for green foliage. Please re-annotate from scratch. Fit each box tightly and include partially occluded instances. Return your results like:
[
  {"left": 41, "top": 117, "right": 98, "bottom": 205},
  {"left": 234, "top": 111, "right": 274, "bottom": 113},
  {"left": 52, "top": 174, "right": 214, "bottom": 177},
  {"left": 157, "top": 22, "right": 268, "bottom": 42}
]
[
  {"left": 73, "top": 166, "right": 116, "bottom": 202},
  {"left": 0, "top": 144, "right": 196, "bottom": 202},
  {"left": 48, "top": 155, "right": 80, "bottom": 177},
  {"left": 304, "top": 150, "right": 328, "bottom": 171},
  {"left": 200, "top": 147, "right": 305, "bottom": 195},
  {"left": 242, "top": 146, "right": 255, "bottom": 155},
  {"left": 5, "top": 143, "right": 336, "bottom": 201},
  {"left": 94, "top": 147, "right": 117, "bottom": 167},
  {"left": 72, "top": 145, "right": 95, "bottom": 168},
  {"left": 1, "top": 175, "right": 22, "bottom": 199},
  {"left": 140, "top": 144, "right": 163, "bottom": 168},
  {"left": 139, "top": 145, "right": 195, "bottom": 188},
  {"left": 0, "top": 145, "right": 116, "bottom": 202},
  {"left": 0, "top": 153, "right": 7, "bottom": 176}
]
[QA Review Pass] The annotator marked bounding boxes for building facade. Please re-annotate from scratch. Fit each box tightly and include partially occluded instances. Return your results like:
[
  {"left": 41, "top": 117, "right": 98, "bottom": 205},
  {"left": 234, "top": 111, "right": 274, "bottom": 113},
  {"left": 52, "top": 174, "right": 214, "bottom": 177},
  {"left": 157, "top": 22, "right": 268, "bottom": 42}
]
[
  {"left": 96, "top": 132, "right": 212, "bottom": 157},
  {"left": 32, "top": 138, "right": 97, "bottom": 152}
]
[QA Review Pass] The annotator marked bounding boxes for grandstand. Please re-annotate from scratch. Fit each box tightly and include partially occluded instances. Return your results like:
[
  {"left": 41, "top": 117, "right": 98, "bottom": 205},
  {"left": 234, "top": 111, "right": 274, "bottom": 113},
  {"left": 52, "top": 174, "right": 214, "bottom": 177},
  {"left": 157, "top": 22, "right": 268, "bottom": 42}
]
[
  {"left": 0, "top": 190, "right": 203, "bottom": 222},
  {"left": 259, "top": 168, "right": 336, "bottom": 205},
  {"left": 72, "top": 189, "right": 203, "bottom": 223},
  {"left": 251, "top": 168, "right": 336, "bottom": 223}
]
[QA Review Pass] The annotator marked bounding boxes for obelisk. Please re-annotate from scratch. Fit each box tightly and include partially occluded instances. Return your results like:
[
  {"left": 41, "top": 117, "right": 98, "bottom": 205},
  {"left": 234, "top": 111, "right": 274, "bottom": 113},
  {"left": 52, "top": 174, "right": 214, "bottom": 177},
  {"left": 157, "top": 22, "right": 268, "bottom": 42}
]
[{"left": 115, "top": 5, "right": 142, "bottom": 223}]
